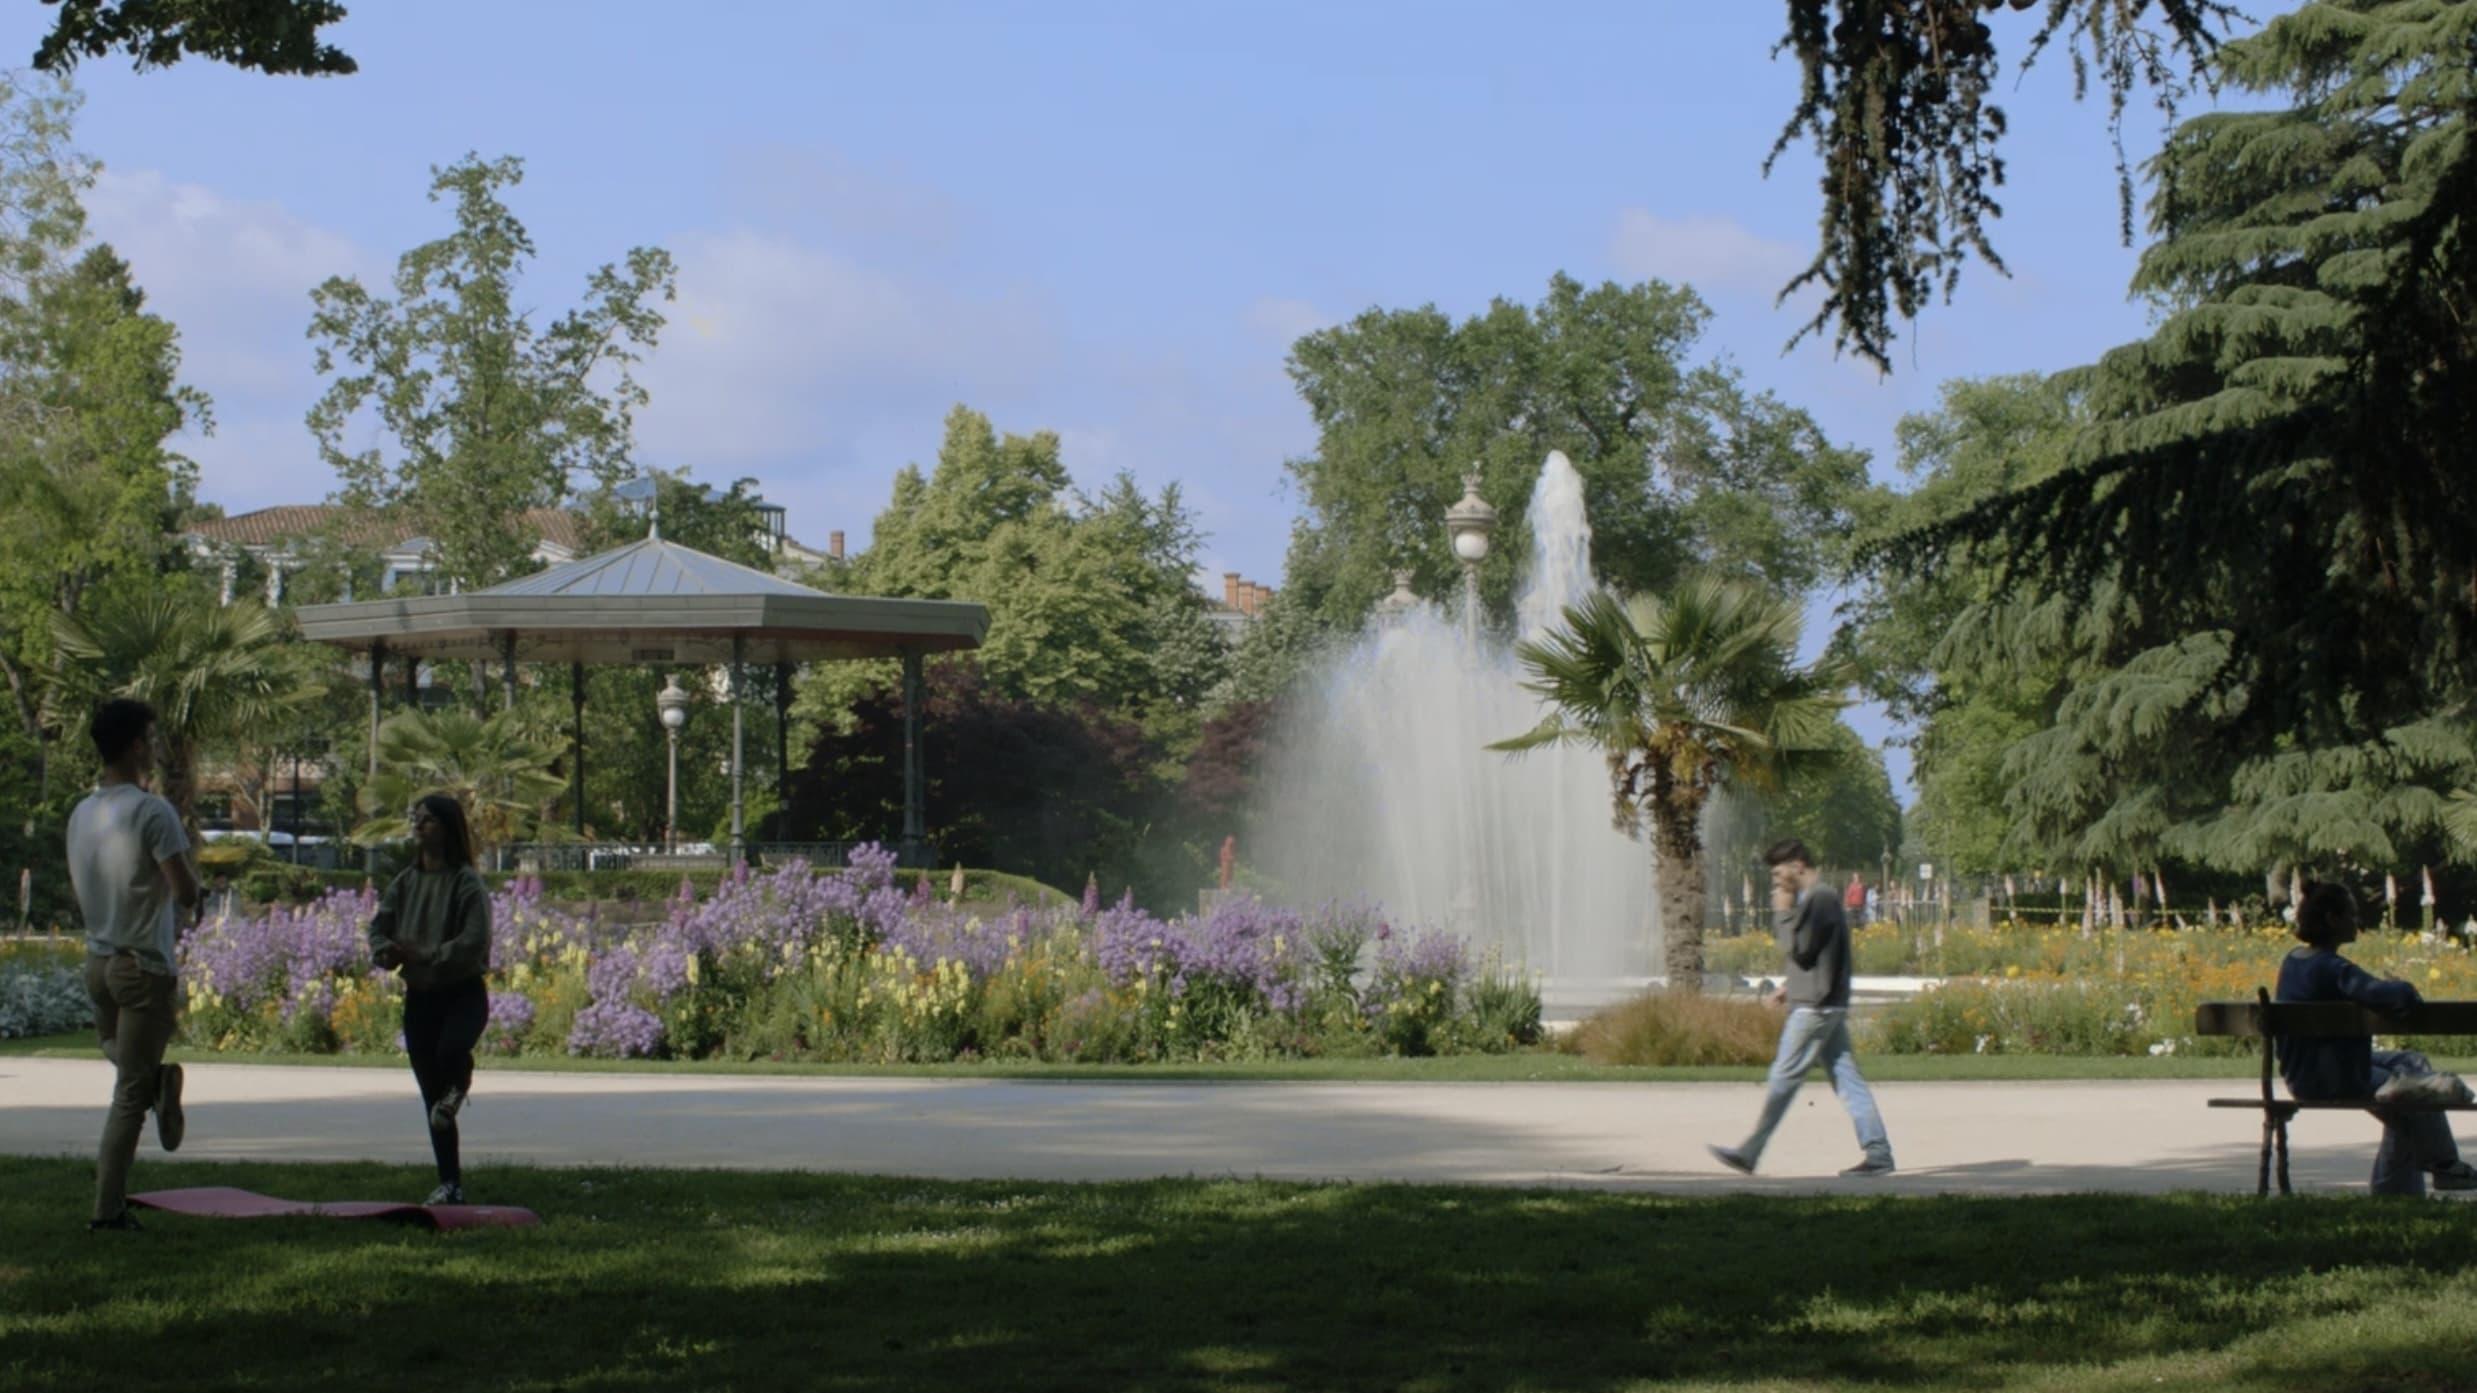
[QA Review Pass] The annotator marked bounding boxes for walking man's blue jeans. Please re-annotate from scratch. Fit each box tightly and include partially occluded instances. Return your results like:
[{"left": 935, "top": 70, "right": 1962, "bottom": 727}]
[{"left": 1739, "top": 1006, "right": 1893, "bottom": 1168}]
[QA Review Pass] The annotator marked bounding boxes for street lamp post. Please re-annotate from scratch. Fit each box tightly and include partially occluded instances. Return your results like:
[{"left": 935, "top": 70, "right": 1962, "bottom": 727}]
[
  {"left": 656, "top": 674, "right": 689, "bottom": 852},
  {"left": 1372, "top": 568, "right": 1421, "bottom": 628},
  {"left": 1444, "top": 468, "right": 1497, "bottom": 644}
]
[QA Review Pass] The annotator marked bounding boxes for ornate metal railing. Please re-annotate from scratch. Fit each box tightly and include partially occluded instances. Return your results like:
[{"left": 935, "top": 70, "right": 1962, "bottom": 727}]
[{"left": 497, "top": 840, "right": 938, "bottom": 873}]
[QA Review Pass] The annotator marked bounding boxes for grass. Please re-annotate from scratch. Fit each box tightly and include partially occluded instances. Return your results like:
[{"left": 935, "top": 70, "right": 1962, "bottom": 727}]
[
  {"left": 8, "top": 1028, "right": 2475, "bottom": 1082},
  {"left": 7, "top": 1156, "right": 2477, "bottom": 1392}
]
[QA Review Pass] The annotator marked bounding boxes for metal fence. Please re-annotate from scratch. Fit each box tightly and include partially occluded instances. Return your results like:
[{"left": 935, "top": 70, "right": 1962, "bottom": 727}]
[{"left": 496, "top": 840, "right": 939, "bottom": 873}]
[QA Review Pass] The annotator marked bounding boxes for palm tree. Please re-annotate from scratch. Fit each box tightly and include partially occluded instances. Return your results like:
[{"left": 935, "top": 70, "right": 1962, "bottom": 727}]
[
  {"left": 49, "top": 583, "right": 325, "bottom": 834},
  {"left": 352, "top": 706, "right": 569, "bottom": 855},
  {"left": 1491, "top": 577, "right": 1846, "bottom": 991}
]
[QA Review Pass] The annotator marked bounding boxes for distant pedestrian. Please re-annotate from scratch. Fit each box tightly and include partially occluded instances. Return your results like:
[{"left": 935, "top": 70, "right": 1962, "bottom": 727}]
[
  {"left": 1710, "top": 838, "right": 1895, "bottom": 1178},
  {"left": 67, "top": 698, "right": 200, "bottom": 1231},
  {"left": 369, "top": 793, "right": 494, "bottom": 1206},
  {"left": 1843, "top": 871, "right": 1867, "bottom": 927}
]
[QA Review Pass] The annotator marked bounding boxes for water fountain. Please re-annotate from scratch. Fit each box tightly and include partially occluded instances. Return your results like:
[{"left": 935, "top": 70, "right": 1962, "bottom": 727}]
[{"left": 1254, "top": 452, "right": 1658, "bottom": 1004}]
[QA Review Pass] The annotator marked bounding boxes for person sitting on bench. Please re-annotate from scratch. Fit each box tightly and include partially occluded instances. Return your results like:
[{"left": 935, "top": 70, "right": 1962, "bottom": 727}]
[{"left": 2277, "top": 881, "right": 2477, "bottom": 1197}]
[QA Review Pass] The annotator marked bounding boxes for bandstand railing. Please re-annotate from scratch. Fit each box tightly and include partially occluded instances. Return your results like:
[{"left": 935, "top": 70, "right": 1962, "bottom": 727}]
[{"left": 498, "top": 840, "right": 938, "bottom": 873}]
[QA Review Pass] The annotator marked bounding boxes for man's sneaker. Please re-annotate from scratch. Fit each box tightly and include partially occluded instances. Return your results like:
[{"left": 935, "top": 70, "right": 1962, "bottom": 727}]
[
  {"left": 422, "top": 1183, "right": 465, "bottom": 1206},
  {"left": 87, "top": 1209, "right": 144, "bottom": 1232},
  {"left": 1842, "top": 1155, "right": 1898, "bottom": 1178},
  {"left": 428, "top": 1086, "right": 466, "bottom": 1132},
  {"left": 154, "top": 1062, "right": 185, "bottom": 1152},
  {"left": 2375, "top": 1072, "right": 2475, "bottom": 1107},
  {"left": 1707, "top": 1144, "right": 1756, "bottom": 1175},
  {"left": 2431, "top": 1161, "right": 2477, "bottom": 1192}
]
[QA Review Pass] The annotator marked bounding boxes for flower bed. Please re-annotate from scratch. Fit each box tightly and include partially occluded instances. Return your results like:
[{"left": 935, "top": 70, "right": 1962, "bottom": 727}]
[
  {"left": 1708, "top": 920, "right": 2477, "bottom": 1056},
  {"left": 177, "top": 846, "right": 1543, "bottom": 1063}
]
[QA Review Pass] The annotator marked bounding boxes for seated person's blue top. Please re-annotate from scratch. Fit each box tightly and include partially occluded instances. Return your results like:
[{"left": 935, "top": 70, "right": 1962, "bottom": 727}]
[{"left": 2274, "top": 946, "right": 2420, "bottom": 1100}]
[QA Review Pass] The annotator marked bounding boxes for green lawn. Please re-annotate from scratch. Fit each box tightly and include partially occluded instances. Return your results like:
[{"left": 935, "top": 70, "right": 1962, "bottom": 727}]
[
  {"left": 6, "top": 1157, "right": 2476, "bottom": 1392},
  {"left": 6, "top": 1029, "right": 2474, "bottom": 1083}
]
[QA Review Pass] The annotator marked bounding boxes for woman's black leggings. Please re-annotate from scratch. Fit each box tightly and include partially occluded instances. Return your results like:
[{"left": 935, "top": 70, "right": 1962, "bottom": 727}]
[{"left": 402, "top": 977, "right": 488, "bottom": 1185}]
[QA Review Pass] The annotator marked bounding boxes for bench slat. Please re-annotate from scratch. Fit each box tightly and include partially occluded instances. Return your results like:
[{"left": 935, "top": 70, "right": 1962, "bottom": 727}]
[
  {"left": 2193, "top": 1001, "right": 2477, "bottom": 1037},
  {"left": 2208, "top": 1099, "right": 2477, "bottom": 1110}
]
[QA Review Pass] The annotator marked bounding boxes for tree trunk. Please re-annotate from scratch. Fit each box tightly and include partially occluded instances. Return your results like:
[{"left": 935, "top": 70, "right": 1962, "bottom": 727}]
[{"left": 1655, "top": 836, "right": 1706, "bottom": 991}]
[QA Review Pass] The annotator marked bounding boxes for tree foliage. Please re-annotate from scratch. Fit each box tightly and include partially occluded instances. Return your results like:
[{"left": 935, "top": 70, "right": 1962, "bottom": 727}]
[
  {"left": 801, "top": 405, "right": 1225, "bottom": 721},
  {"left": 0, "top": 73, "right": 205, "bottom": 918},
  {"left": 1281, "top": 274, "right": 1867, "bottom": 638},
  {"left": 1774, "top": 0, "right": 2241, "bottom": 368},
  {"left": 47, "top": 582, "right": 319, "bottom": 833},
  {"left": 1859, "top": 1, "right": 2477, "bottom": 881},
  {"left": 33, "top": 0, "right": 354, "bottom": 77},
  {"left": 308, "top": 153, "right": 676, "bottom": 593},
  {"left": 787, "top": 660, "right": 1172, "bottom": 905},
  {"left": 352, "top": 706, "right": 570, "bottom": 852},
  {"left": 1706, "top": 720, "right": 1905, "bottom": 881}
]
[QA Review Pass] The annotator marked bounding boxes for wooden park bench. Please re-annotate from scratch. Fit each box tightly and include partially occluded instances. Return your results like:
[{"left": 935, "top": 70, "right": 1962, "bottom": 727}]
[{"left": 2195, "top": 989, "right": 2477, "bottom": 1195}]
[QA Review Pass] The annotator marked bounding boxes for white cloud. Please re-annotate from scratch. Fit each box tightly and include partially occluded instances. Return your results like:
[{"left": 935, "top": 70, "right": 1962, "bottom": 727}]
[
  {"left": 633, "top": 227, "right": 1055, "bottom": 466},
  {"left": 1607, "top": 208, "right": 1804, "bottom": 297},
  {"left": 86, "top": 168, "right": 376, "bottom": 397},
  {"left": 81, "top": 168, "right": 378, "bottom": 510}
]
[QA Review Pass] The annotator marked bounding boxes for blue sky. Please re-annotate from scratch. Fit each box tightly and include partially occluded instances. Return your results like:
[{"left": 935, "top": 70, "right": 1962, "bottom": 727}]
[{"left": 9, "top": 1, "right": 2284, "bottom": 796}]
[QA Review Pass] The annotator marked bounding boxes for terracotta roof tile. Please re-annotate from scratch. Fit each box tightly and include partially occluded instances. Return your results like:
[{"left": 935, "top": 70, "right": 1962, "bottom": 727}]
[{"left": 186, "top": 505, "right": 584, "bottom": 553}]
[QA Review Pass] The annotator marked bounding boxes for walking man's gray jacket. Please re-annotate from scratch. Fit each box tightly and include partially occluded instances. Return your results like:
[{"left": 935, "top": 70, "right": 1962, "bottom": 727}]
[{"left": 1776, "top": 887, "right": 1852, "bottom": 1009}]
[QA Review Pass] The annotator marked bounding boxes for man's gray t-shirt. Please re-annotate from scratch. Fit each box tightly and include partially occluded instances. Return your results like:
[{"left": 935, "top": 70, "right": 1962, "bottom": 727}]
[
  {"left": 1775, "top": 884, "right": 1852, "bottom": 1009},
  {"left": 66, "top": 782, "right": 190, "bottom": 976}
]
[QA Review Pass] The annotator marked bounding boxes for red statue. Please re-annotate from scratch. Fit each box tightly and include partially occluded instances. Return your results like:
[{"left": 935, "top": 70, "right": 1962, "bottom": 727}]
[{"left": 1217, "top": 835, "right": 1237, "bottom": 891}]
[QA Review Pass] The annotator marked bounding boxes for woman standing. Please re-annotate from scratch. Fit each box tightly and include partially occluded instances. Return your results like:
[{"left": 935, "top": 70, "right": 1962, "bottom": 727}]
[{"left": 369, "top": 793, "right": 493, "bottom": 1205}]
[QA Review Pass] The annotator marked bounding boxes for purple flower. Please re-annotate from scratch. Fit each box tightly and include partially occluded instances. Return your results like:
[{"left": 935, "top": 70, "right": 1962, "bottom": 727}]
[
  {"left": 568, "top": 999, "right": 663, "bottom": 1057},
  {"left": 484, "top": 991, "right": 536, "bottom": 1053}
]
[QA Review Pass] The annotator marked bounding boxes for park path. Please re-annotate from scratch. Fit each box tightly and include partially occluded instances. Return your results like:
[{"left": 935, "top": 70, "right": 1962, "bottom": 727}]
[{"left": 0, "top": 1056, "right": 2442, "bottom": 1196}]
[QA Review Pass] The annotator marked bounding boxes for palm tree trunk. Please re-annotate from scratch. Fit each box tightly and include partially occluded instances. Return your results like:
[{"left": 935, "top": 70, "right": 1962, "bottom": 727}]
[{"left": 1652, "top": 812, "right": 1707, "bottom": 991}]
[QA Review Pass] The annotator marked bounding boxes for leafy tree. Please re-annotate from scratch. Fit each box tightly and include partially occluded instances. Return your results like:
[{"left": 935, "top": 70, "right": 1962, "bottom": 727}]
[
  {"left": 0, "top": 74, "right": 207, "bottom": 915},
  {"left": 47, "top": 583, "right": 319, "bottom": 834},
  {"left": 351, "top": 706, "right": 569, "bottom": 853},
  {"left": 1773, "top": 0, "right": 2240, "bottom": 368},
  {"left": 32, "top": 0, "right": 353, "bottom": 76},
  {"left": 797, "top": 405, "right": 1222, "bottom": 731},
  {"left": 1207, "top": 587, "right": 1334, "bottom": 710},
  {"left": 1281, "top": 274, "right": 1866, "bottom": 635},
  {"left": 1493, "top": 579, "right": 1846, "bottom": 989},
  {"left": 1705, "top": 720, "right": 1904, "bottom": 884},
  {"left": 308, "top": 154, "right": 676, "bottom": 594},
  {"left": 1871, "top": 2, "right": 2477, "bottom": 882}
]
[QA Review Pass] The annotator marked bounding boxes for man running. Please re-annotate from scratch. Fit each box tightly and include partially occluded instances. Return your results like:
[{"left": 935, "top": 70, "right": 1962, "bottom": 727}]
[{"left": 67, "top": 698, "right": 200, "bottom": 1230}]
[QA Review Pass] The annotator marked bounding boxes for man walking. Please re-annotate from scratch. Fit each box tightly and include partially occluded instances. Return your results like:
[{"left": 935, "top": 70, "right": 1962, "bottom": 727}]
[
  {"left": 67, "top": 698, "right": 200, "bottom": 1230},
  {"left": 1710, "top": 838, "right": 1895, "bottom": 1177}
]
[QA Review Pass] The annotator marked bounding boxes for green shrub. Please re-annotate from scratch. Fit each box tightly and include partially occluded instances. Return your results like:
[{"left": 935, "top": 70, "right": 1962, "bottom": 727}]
[{"left": 1456, "top": 970, "right": 1545, "bottom": 1053}]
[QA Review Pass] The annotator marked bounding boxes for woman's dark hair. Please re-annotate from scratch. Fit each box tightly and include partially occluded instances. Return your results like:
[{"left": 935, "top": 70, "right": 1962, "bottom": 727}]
[
  {"left": 2294, "top": 880, "right": 2358, "bottom": 947},
  {"left": 90, "top": 698, "right": 157, "bottom": 763},
  {"left": 415, "top": 793, "right": 479, "bottom": 870}
]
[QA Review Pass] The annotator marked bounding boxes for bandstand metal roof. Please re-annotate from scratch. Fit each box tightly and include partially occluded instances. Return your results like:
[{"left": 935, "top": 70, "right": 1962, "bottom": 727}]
[{"left": 292, "top": 535, "right": 988, "bottom": 663}]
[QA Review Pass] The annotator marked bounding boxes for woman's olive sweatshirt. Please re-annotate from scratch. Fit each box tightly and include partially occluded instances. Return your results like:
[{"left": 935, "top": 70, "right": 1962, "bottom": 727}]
[{"left": 367, "top": 865, "right": 492, "bottom": 991}]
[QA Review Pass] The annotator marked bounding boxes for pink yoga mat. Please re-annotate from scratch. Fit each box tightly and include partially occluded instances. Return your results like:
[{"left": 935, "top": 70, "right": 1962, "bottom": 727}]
[{"left": 129, "top": 1186, "right": 540, "bottom": 1230}]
